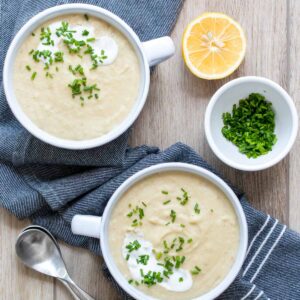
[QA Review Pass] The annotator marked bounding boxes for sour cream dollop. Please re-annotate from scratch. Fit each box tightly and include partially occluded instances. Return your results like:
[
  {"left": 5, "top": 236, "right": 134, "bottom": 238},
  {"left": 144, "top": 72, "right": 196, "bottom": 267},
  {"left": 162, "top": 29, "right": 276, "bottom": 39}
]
[
  {"left": 37, "top": 21, "right": 118, "bottom": 65},
  {"left": 122, "top": 233, "right": 193, "bottom": 292}
]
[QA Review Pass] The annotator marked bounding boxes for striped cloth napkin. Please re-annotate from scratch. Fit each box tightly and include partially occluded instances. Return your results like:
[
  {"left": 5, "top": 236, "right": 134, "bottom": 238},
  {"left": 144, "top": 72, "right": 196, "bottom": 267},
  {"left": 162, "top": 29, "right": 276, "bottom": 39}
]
[{"left": 0, "top": 1, "right": 299, "bottom": 299}]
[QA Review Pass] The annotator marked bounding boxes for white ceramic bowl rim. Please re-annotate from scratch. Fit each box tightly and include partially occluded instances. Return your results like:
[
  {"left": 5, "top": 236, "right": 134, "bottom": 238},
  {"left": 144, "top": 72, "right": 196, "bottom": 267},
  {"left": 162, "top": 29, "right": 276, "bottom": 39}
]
[
  {"left": 205, "top": 76, "right": 298, "bottom": 171},
  {"left": 3, "top": 4, "right": 150, "bottom": 150},
  {"left": 100, "top": 162, "right": 248, "bottom": 300}
]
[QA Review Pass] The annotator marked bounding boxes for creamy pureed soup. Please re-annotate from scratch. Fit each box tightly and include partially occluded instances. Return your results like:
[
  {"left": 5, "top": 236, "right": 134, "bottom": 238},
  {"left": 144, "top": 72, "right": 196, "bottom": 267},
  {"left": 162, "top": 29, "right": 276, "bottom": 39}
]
[
  {"left": 13, "top": 14, "right": 140, "bottom": 140},
  {"left": 109, "top": 171, "right": 239, "bottom": 300}
]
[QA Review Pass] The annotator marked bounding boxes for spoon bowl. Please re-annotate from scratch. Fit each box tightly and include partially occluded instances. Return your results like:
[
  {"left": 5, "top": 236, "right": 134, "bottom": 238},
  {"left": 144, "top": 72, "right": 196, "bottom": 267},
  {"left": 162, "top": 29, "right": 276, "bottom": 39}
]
[
  {"left": 15, "top": 226, "right": 94, "bottom": 300},
  {"left": 16, "top": 229, "right": 68, "bottom": 278}
]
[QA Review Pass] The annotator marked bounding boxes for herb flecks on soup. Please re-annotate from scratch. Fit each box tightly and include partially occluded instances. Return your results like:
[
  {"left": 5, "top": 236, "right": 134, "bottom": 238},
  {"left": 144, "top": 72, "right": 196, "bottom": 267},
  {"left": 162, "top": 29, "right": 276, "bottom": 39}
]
[
  {"left": 14, "top": 14, "right": 140, "bottom": 140},
  {"left": 109, "top": 171, "right": 239, "bottom": 300}
]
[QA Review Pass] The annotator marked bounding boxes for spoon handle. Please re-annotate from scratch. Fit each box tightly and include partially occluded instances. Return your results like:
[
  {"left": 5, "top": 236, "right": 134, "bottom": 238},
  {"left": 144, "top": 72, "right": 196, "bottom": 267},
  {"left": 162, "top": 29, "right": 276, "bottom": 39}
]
[
  {"left": 62, "top": 278, "right": 95, "bottom": 300},
  {"left": 59, "top": 279, "right": 80, "bottom": 300}
]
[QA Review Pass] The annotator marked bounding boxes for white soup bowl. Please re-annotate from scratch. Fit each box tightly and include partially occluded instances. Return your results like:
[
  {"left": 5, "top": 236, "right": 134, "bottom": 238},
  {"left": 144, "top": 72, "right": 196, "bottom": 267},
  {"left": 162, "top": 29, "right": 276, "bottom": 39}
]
[
  {"left": 3, "top": 4, "right": 175, "bottom": 150},
  {"left": 71, "top": 163, "right": 248, "bottom": 300}
]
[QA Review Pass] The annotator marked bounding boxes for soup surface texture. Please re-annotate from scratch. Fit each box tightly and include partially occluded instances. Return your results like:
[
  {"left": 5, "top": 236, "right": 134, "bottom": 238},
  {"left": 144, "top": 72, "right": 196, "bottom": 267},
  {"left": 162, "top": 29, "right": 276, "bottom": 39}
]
[
  {"left": 14, "top": 14, "right": 140, "bottom": 140},
  {"left": 109, "top": 171, "right": 239, "bottom": 300}
]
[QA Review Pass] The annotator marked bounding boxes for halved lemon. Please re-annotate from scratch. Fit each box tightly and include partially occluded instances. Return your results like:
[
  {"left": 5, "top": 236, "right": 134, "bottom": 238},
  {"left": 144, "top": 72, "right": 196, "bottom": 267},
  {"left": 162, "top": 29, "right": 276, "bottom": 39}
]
[{"left": 182, "top": 12, "right": 246, "bottom": 80}]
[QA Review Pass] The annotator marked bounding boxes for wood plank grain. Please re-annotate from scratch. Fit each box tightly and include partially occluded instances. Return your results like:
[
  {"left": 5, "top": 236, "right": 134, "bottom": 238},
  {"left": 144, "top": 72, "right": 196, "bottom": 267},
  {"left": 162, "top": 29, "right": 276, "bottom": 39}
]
[
  {"left": 288, "top": 0, "right": 300, "bottom": 232},
  {"left": 0, "top": 209, "right": 54, "bottom": 300},
  {"left": 54, "top": 243, "right": 122, "bottom": 300}
]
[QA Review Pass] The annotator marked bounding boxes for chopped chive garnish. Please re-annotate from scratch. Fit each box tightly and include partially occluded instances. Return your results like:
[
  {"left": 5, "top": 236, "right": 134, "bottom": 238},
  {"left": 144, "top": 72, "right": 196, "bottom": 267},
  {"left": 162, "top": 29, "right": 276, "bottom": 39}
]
[
  {"left": 138, "top": 208, "right": 144, "bottom": 219},
  {"left": 84, "top": 14, "right": 89, "bottom": 21},
  {"left": 69, "top": 64, "right": 84, "bottom": 76},
  {"left": 161, "top": 190, "right": 168, "bottom": 195},
  {"left": 170, "top": 238, "right": 177, "bottom": 249},
  {"left": 125, "top": 240, "right": 141, "bottom": 253},
  {"left": 31, "top": 32, "right": 35, "bottom": 36},
  {"left": 191, "top": 265, "right": 202, "bottom": 275},
  {"left": 75, "top": 64, "right": 84, "bottom": 75},
  {"left": 163, "top": 200, "right": 171, "bottom": 205},
  {"left": 45, "top": 72, "right": 53, "bottom": 78},
  {"left": 142, "top": 201, "right": 147, "bottom": 207},
  {"left": 55, "top": 66, "right": 59, "bottom": 72},
  {"left": 140, "top": 270, "right": 163, "bottom": 286},
  {"left": 25, "top": 65, "right": 31, "bottom": 71},
  {"left": 187, "top": 238, "right": 193, "bottom": 243},
  {"left": 163, "top": 240, "right": 169, "bottom": 250},
  {"left": 83, "top": 83, "right": 100, "bottom": 93},
  {"left": 194, "top": 203, "right": 200, "bottom": 214},
  {"left": 222, "top": 93, "right": 277, "bottom": 158},
  {"left": 29, "top": 49, "right": 34, "bottom": 55},
  {"left": 54, "top": 51, "right": 64, "bottom": 62},
  {"left": 179, "top": 277, "right": 183, "bottom": 282},
  {"left": 176, "top": 237, "right": 185, "bottom": 252},
  {"left": 69, "top": 65, "right": 75, "bottom": 75},
  {"left": 40, "top": 26, "right": 54, "bottom": 46},
  {"left": 127, "top": 205, "right": 146, "bottom": 226},
  {"left": 32, "top": 49, "right": 53, "bottom": 63},
  {"left": 86, "top": 37, "right": 95, "bottom": 42},
  {"left": 180, "top": 224, "right": 185, "bottom": 228},
  {"left": 94, "top": 93, "right": 99, "bottom": 99},
  {"left": 82, "top": 29, "right": 89, "bottom": 36},
  {"left": 68, "top": 77, "right": 86, "bottom": 97},
  {"left": 174, "top": 256, "right": 185, "bottom": 268},
  {"left": 137, "top": 255, "right": 150, "bottom": 265},
  {"left": 163, "top": 270, "right": 170, "bottom": 278},
  {"left": 31, "top": 72, "right": 37, "bottom": 80},
  {"left": 128, "top": 279, "right": 133, "bottom": 284},
  {"left": 131, "top": 219, "right": 138, "bottom": 227},
  {"left": 126, "top": 254, "right": 130, "bottom": 261},
  {"left": 170, "top": 210, "right": 176, "bottom": 223},
  {"left": 55, "top": 21, "right": 76, "bottom": 38},
  {"left": 180, "top": 188, "right": 190, "bottom": 205}
]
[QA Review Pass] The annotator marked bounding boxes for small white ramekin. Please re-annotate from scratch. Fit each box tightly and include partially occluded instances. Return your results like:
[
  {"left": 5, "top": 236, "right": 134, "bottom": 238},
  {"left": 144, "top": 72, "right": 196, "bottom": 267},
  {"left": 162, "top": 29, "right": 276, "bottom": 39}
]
[
  {"left": 71, "top": 162, "right": 248, "bottom": 300},
  {"left": 3, "top": 4, "right": 175, "bottom": 150},
  {"left": 205, "top": 76, "right": 298, "bottom": 171}
]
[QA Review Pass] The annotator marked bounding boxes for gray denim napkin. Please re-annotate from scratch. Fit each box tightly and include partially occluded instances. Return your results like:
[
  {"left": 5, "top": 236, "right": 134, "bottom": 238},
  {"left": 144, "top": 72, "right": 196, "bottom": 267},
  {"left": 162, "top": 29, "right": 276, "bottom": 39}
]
[{"left": 1, "top": 1, "right": 300, "bottom": 300}]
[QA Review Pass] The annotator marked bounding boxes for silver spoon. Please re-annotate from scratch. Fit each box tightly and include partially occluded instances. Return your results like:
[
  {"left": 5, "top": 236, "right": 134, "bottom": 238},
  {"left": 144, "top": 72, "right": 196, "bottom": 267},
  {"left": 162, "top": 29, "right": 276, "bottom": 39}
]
[
  {"left": 15, "top": 226, "right": 94, "bottom": 300},
  {"left": 21, "top": 225, "right": 80, "bottom": 299}
]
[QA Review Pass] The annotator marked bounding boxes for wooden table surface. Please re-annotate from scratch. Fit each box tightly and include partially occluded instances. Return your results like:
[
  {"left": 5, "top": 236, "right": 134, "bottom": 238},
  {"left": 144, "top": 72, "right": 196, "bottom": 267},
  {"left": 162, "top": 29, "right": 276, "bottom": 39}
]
[{"left": 1, "top": 0, "right": 300, "bottom": 299}]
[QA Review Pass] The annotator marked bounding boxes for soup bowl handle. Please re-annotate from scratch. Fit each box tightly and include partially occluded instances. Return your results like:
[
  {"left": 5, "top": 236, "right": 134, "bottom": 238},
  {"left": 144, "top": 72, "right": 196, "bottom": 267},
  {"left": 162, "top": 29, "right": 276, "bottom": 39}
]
[
  {"left": 71, "top": 215, "right": 102, "bottom": 239},
  {"left": 142, "top": 36, "right": 175, "bottom": 67}
]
